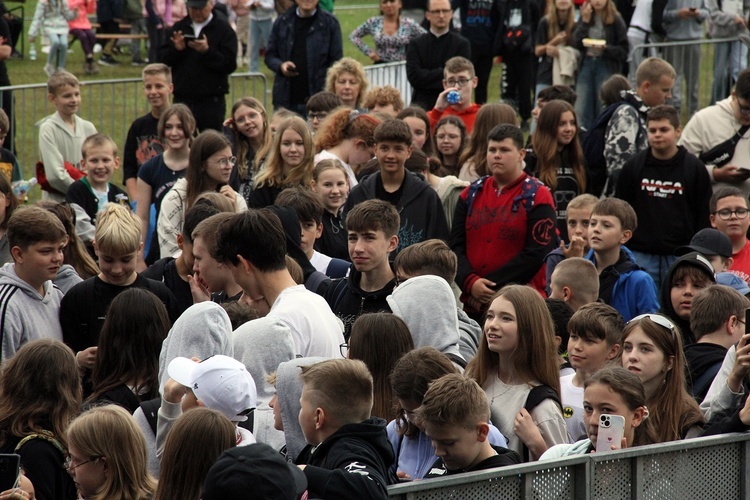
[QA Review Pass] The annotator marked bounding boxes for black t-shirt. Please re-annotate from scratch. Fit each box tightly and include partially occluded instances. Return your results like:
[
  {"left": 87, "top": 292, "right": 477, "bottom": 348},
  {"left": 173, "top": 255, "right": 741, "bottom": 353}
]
[
  {"left": 315, "top": 210, "right": 350, "bottom": 261},
  {"left": 0, "top": 435, "right": 76, "bottom": 500},
  {"left": 375, "top": 173, "right": 405, "bottom": 206},
  {"left": 137, "top": 154, "right": 186, "bottom": 215},
  {"left": 141, "top": 257, "right": 193, "bottom": 315},
  {"left": 423, "top": 445, "right": 522, "bottom": 478},
  {"left": 290, "top": 12, "right": 316, "bottom": 105}
]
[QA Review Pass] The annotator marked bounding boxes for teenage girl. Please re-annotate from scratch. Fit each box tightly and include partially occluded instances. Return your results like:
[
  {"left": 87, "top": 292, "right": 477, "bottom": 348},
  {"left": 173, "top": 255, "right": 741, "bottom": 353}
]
[
  {"left": 397, "top": 107, "right": 433, "bottom": 156},
  {"left": 433, "top": 116, "right": 468, "bottom": 177},
  {"left": 572, "top": 0, "right": 629, "bottom": 130},
  {"left": 541, "top": 366, "right": 654, "bottom": 458},
  {"left": 529, "top": 100, "right": 587, "bottom": 242},
  {"left": 619, "top": 314, "right": 705, "bottom": 441},
  {"left": 225, "top": 97, "right": 271, "bottom": 201},
  {"left": 466, "top": 285, "right": 567, "bottom": 460},
  {"left": 534, "top": 0, "right": 576, "bottom": 95},
  {"left": 0, "top": 173, "right": 19, "bottom": 266},
  {"left": 248, "top": 116, "right": 315, "bottom": 208},
  {"left": 311, "top": 159, "right": 350, "bottom": 261}
]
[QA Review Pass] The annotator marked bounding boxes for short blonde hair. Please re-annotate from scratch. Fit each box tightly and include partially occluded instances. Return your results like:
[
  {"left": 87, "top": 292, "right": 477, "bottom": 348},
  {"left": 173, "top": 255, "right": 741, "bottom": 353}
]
[
  {"left": 94, "top": 204, "right": 141, "bottom": 256},
  {"left": 47, "top": 70, "right": 79, "bottom": 95}
]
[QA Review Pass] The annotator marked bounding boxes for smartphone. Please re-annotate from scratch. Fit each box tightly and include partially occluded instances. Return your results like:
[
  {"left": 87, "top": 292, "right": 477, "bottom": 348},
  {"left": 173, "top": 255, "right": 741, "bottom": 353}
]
[
  {"left": 689, "top": 6, "right": 697, "bottom": 10},
  {"left": 182, "top": 33, "right": 197, "bottom": 40},
  {"left": 596, "top": 414, "right": 625, "bottom": 452},
  {"left": 745, "top": 308, "right": 750, "bottom": 334},
  {"left": 0, "top": 454, "right": 20, "bottom": 491}
]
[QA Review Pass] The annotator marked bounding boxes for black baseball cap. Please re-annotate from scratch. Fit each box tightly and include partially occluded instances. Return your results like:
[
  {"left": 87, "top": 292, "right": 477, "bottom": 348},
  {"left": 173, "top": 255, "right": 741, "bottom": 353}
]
[{"left": 675, "top": 228, "right": 732, "bottom": 259}]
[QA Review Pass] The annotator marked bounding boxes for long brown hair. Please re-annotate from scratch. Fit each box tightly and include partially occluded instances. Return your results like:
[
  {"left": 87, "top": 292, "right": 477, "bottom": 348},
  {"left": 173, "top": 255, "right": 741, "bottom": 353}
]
[
  {"left": 546, "top": 0, "right": 575, "bottom": 40},
  {"left": 255, "top": 117, "right": 314, "bottom": 189},
  {"left": 37, "top": 201, "right": 99, "bottom": 279},
  {"left": 185, "top": 130, "right": 232, "bottom": 209},
  {"left": 466, "top": 285, "right": 560, "bottom": 396},
  {"left": 594, "top": 0, "right": 619, "bottom": 25},
  {"left": 459, "top": 103, "right": 518, "bottom": 176},
  {"left": 229, "top": 97, "right": 270, "bottom": 180},
  {"left": 532, "top": 100, "right": 586, "bottom": 191}
]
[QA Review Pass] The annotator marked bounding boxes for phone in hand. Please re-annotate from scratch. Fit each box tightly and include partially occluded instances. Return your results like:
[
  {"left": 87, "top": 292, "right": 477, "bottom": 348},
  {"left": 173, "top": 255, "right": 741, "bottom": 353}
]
[
  {"left": 744, "top": 308, "right": 750, "bottom": 335},
  {"left": 0, "top": 454, "right": 20, "bottom": 491},
  {"left": 596, "top": 414, "right": 625, "bottom": 452},
  {"left": 182, "top": 33, "right": 197, "bottom": 40}
]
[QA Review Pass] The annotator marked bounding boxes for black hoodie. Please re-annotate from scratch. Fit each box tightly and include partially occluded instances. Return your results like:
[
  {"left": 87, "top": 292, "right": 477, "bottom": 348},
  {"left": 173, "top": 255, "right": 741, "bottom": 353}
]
[
  {"left": 660, "top": 252, "right": 716, "bottom": 346},
  {"left": 296, "top": 417, "right": 394, "bottom": 500},
  {"left": 684, "top": 342, "right": 727, "bottom": 403}
]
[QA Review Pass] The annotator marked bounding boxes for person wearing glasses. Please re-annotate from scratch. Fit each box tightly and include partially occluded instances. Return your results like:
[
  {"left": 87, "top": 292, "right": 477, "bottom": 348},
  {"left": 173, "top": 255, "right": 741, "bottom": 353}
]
[
  {"left": 157, "top": 130, "right": 246, "bottom": 259},
  {"left": 709, "top": 187, "right": 750, "bottom": 285},
  {"left": 349, "top": 0, "right": 427, "bottom": 64},
  {"left": 426, "top": 57, "right": 481, "bottom": 133},
  {"left": 405, "top": 0, "right": 470, "bottom": 111},
  {"left": 614, "top": 104, "right": 712, "bottom": 293},
  {"left": 681, "top": 68, "right": 750, "bottom": 195}
]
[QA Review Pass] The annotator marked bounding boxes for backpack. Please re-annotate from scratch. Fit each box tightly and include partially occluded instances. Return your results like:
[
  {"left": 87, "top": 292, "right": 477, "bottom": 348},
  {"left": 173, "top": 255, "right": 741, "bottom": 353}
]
[
  {"left": 581, "top": 101, "right": 642, "bottom": 197},
  {"left": 465, "top": 175, "right": 544, "bottom": 217},
  {"left": 521, "top": 385, "right": 562, "bottom": 461},
  {"left": 499, "top": 0, "right": 534, "bottom": 55}
]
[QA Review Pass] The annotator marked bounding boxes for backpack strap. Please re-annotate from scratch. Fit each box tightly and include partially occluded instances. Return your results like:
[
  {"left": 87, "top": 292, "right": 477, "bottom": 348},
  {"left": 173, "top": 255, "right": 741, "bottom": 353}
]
[
  {"left": 15, "top": 430, "right": 66, "bottom": 458},
  {"left": 521, "top": 384, "right": 562, "bottom": 462},
  {"left": 139, "top": 397, "right": 161, "bottom": 436},
  {"left": 691, "top": 362, "right": 723, "bottom": 401},
  {"left": 465, "top": 176, "right": 489, "bottom": 217}
]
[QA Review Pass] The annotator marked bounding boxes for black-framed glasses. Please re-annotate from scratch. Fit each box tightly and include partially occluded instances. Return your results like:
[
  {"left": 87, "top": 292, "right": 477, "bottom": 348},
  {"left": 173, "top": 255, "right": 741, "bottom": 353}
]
[
  {"left": 735, "top": 95, "right": 750, "bottom": 115},
  {"left": 429, "top": 8, "right": 452, "bottom": 14},
  {"left": 308, "top": 112, "right": 328, "bottom": 121},
  {"left": 444, "top": 78, "right": 471, "bottom": 88},
  {"left": 628, "top": 314, "right": 677, "bottom": 339},
  {"left": 339, "top": 343, "right": 349, "bottom": 358},
  {"left": 713, "top": 208, "right": 749, "bottom": 220}
]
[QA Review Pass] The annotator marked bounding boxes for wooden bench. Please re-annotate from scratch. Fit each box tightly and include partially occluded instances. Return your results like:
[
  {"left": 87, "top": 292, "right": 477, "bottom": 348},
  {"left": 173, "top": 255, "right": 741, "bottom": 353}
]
[{"left": 95, "top": 33, "right": 148, "bottom": 40}]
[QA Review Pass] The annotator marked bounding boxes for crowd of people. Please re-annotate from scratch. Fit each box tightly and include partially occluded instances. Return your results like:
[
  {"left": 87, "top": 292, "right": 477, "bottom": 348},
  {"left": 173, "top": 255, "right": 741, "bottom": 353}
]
[{"left": 1, "top": 0, "right": 750, "bottom": 497}]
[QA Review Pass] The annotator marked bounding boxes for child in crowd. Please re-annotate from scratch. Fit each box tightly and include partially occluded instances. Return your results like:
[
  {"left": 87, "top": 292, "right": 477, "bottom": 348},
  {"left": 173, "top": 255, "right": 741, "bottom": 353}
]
[
  {"left": 0, "top": 207, "right": 67, "bottom": 361},
  {"left": 560, "top": 303, "right": 624, "bottom": 443},
  {"left": 275, "top": 187, "right": 349, "bottom": 278},
  {"left": 686, "top": 285, "right": 749, "bottom": 403},
  {"left": 0, "top": 110, "right": 21, "bottom": 183},
  {"left": 615, "top": 105, "right": 712, "bottom": 291},
  {"left": 296, "top": 359, "right": 392, "bottom": 498},
  {"left": 362, "top": 86, "right": 404, "bottom": 117},
  {"left": 190, "top": 213, "right": 244, "bottom": 304},
  {"left": 660, "top": 252, "right": 716, "bottom": 346},
  {"left": 0, "top": 172, "right": 19, "bottom": 266},
  {"left": 397, "top": 107, "right": 433, "bottom": 156},
  {"left": 66, "top": 134, "right": 130, "bottom": 234},
  {"left": 541, "top": 367, "right": 653, "bottom": 458},
  {"left": 549, "top": 257, "right": 600, "bottom": 312},
  {"left": 226, "top": 97, "right": 271, "bottom": 200},
  {"left": 311, "top": 159, "right": 350, "bottom": 261},
  {"left": 675, "top": 228, "right": 733, "bottom": 274},
  {"left": 434, "top": 116, "right": 468, "bottom": 177},
  {"left": 319, "top": 200, "right": 398, "bottom": 338},
  {"left": 419, "top": 374, "right": 521, "bottom": 477},
  {"left": 620, "top": 313, "right": 705, "bottom": 441},
  {"left": 305, "top": 92, "right": 344, "bottom": 134},
  {"left": 427, "top": 57, "right": 481, "bottom": 133},
  {"left": 38, "top": 71, "right": 97, "bottom": 202},
  {"left": 708, "top": 188, "right": 750, "bottom": 284},
  {"left": 27, "top": 0, "right": 75, "bottom": 75},
  {"left": 466, "top": 285, "right": 567, "bottom": 461},
  {"left": 68, "top": 0, "right": 98, "bottom": 75},
  {"left": 585, "top": 197, "right": 659, "bottom": 321},
  {"left": 124, "top": 64, "right": 173, "bottom": 200},
  {"left": 346, "top": 119, "right": 448, "bottom": 253},
  {"left": 458, "top": 103, "right": 518, "bottom": 182},
  {"left": 60, "top": 203, "right": 178, "bottom": 375}
]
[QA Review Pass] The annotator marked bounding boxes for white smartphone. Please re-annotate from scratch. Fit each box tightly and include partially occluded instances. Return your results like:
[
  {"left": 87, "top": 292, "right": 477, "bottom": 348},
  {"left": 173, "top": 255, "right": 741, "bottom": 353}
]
[{"left": 596, "top": 414, "right": 625, "bottom": 452}]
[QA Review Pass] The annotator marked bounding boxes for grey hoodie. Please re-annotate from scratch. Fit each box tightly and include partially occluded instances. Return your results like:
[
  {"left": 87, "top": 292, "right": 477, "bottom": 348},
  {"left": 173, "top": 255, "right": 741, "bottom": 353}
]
[
  {"left": 0, "top": 263, "right": 64, "bottom": 362},
  {"left": 53, "top": 264, "right": 82, "bottom": 294},
  {"left": 387, "top": 275, "right": 464, "bottom": 362},
  {"left": 233, "top": 317, "right": 295, "bottom": 451},
  {"left": 276, "top": 357, "right": 328, "bottom": 462}
]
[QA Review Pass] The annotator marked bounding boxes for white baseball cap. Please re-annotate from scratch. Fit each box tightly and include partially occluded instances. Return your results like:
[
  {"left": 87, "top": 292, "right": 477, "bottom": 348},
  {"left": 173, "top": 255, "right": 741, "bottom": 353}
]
[{"left": 168, "top": 355, "right": 257, "bottom": 422}]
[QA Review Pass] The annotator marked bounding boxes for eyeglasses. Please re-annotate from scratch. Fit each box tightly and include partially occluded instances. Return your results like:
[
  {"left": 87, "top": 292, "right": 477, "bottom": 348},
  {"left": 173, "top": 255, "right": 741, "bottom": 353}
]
[
  {"left": 429, "top": 8, "right": 452, "bottom": 14},
  {"left": 735, "top": 96, "right": 750, "bottom": 115},
  {"left": 339, "top": 343, "right": 349, "bottom": 358},
  {"left": 627, "top": 314, "right": 677, "bottom": 339},
  {"left": 713, "top": 208, "right": 749, "bottom": 220},
  {"left": 308, "top": 112, "right": 328, "bottom": 122},
  {"left": 210, "top": 156, "right": 237, "bottom": 167},
  {"left": 444, "top": 78, "right": 471, "bottom": 88},
  {"left": 64, "top": 456, "right": 99, "bottom": 474},
  {"left": 234, "top": 111, "right": 263, "bottom": 125}
]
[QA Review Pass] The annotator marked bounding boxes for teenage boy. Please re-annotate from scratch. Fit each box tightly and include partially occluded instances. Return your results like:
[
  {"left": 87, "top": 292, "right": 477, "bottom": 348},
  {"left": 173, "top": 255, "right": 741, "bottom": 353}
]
[
  {"left": 615, "top": 104, "right": 712, "bottom": 291},
  {"left": 38, "top": 70, "right": 98, "bottom": 202},
  {"left": 585, "top": 198, "right": 659, "bottom": 322},
  {"left": 709, "top": 187, "right": 750, "bottom": 284},
  {"left": 275, "top": 187, "right": 349, "bottom": 279},
  {"left": 0, "top": 207, "right": 68, "bottom": 361},
  {"left": 213, "top": 209, "right": 344, "bottom": 358},
  {"left": 560, "top": 303, "right": 624, "bottom": 443},
  {"left": 686, "top": 284, "right": 749, "bottom": 403},
  {"left": 676, "top": 228, "right": 734, "bottom": 273},
  {"left": 419, "top": 373, "right": 521, "bottom": 477},
  {"left": 427, "top": 56, "right": 482, "bottom": 133},
  {"left": 600, "top": 57, "right": 676, "bottom": 196},
  {"left": 123, "top": 64, "right": 173, "bottom": 200},
  {"left": 306, "top": 92, "right": 344, "bottom": 134},
  {"left": 549, "top": 257, "right": 600, "bottom": 312},
  {"left": 361, "top": 86, "right": 404, "bottom": 118},
  {"left": 66, "top": 134, "right": 131, "bottom": 230},
  {"left": 190, "top": 213, "right": 244, "bottom": 304},
  {"left": 450, "top": 124, "right": 556, "bottom": 318},
  {"left": 143, "top": 203, "right": 220, "bottom": 314},
  {"left": 318, "top": 200, "right": 398, "bottom": 339},
  {"left": 296, "top": 359, "right": 392, "bottom": 499},
  {"left": 344, "top": 119, "right": 449, "bottom": 252}
]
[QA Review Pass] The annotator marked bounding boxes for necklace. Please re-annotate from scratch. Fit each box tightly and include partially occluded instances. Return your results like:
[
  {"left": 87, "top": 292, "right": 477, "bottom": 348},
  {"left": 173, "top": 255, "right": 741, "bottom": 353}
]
[{"left": 490, "top": 378, "right": 514, "bottom": 406}]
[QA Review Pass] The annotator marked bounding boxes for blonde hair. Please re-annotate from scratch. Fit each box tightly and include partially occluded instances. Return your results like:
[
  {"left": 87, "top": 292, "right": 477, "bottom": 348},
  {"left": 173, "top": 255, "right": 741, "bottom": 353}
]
[
  {"left": 325, "top": 57, "right": 369, "bottom": 108},
  {"left": 255, "top": 117, "right": 314, "bottom": 189},
  {"left": 94, "top": 204, "right": 141, "bottom": 256},
  {"left": 299, "top": 359, "right": 373, "bottom": 426}
]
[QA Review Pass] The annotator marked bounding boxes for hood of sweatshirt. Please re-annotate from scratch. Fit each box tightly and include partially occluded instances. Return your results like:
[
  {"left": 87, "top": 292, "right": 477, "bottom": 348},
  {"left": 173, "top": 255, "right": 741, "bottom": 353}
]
[
  {"left": 307, "top": 417, "right": 395, "bottom": 467},
  {"left": 387, "top": 275, "right": 462, "bottom": 359},
  {"left": 53, "top": 264, "right": 82, "bottom": 294},
  {"left": 0, "top": 263, "right": 55, "bottom": 302},
  {"left": 158, "top": 301, "right": 234, "bottom": 393},
  {"left": 233, "top": 317, "right": 295, "bottom": 404},
  {"left": 277, "top": 356, "right": 328, "bottom": 462},
  {"left": 660, "top": 252, "right": 715, "bottom": 345}
]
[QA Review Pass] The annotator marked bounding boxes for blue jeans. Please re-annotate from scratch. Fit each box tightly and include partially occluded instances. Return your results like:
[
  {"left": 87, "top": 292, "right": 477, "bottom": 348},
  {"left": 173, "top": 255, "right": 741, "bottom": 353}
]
[
  {"left": 630, "top": 250, "right": 676, "bottom": 295},
  {"left": 575, "top": 56, "right": 613, "bottom": 131},
  {"left": 249, "top": 18, "right": 273, "bottom": 72},
  {"left": 47, "top": 32, "right": 67, "bottom": 69}
]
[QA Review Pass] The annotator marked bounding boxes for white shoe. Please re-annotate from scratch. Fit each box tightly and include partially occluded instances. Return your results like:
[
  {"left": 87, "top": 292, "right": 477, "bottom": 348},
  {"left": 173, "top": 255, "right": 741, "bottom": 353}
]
[
  {"left": 93, "top": 43, "right": 102, "bottom": 54},
  {"left": 41, "top": 45, "right": 51, "bottom": 54},
  {"left": 43, "top": 64, "right": 54, "bottom": 76}
]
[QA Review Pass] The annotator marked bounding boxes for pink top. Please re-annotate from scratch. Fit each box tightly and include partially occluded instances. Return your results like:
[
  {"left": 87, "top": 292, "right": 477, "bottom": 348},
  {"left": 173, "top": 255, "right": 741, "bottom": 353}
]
[{"left": 67, "top": 0, "right": 95, "bottom": 30}]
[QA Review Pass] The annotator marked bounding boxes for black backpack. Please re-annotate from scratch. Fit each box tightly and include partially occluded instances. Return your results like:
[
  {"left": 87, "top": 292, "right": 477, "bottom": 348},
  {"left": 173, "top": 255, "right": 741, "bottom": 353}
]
[{"left": 521, "top": 385, "right": 562, "bottom": 461}]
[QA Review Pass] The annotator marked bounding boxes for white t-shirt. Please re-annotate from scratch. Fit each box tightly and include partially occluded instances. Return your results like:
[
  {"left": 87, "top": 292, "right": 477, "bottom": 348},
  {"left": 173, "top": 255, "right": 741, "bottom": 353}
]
[
  {"left": 560, "top": 373, "right": 586, "bottom": 444},
  {"left": 310, "top": 250, "right": 333, "bottom": 275},
  {"left": 267, "top": 285, "right": 345, "bottom": 358}
]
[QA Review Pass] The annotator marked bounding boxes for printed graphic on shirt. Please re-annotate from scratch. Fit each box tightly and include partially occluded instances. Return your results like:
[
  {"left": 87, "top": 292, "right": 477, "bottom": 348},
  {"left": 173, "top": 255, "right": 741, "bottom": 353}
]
[{"left": 639, "top": 178, "right": 684, "bottom": 199}]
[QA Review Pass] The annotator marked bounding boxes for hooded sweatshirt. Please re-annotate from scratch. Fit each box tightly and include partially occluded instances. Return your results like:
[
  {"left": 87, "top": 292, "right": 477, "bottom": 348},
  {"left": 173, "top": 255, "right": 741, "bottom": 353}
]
[
  {"left": 660, "top": 252, "right": 717, "bottom": 346},
  {"left": 0, "top": 263, "right": 64, "bottom": 362},
  {"left": 53, "top": 264, "right": 82, "bottom": 294},
  {"left": 233, "top": 317, "right": 295, "bottom": 451},
  {"left": 387, "top": 275, "right": 464, "bottom": 364},
  {"left": 276, "top": 357, "right": 329, "bottom": 462},
  {"left": 297, "top": 417, "right": 393, "bottom": 500}
]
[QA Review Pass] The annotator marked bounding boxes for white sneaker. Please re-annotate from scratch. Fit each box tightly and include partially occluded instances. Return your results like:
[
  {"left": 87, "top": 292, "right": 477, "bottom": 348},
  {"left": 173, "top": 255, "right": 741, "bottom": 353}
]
[
  {"left": 41, "top": 45, "right": 51, "bottom": 54},
  {"left": 43, "top": 64, "right": 54, "bottom": 76},
  {"left": 93, "top": 43, "right": 102, "bottom": 54}
]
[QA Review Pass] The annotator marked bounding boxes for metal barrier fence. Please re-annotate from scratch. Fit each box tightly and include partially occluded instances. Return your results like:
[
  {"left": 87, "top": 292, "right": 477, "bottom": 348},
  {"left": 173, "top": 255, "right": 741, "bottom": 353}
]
[
  {"left": 365, "top": 61, "right": 411, "bottom": 108},
  {"left": 387, "top": 432, "right": 750, "bottom": 499},
  {"left": 0, "top": 71, "right": 267, "bottom": 179}
]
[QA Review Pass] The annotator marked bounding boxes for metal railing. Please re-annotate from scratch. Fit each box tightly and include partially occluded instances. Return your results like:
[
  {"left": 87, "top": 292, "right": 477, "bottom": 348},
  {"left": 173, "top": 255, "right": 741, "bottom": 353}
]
[
  {"left": 387, "top": 432, "right": 750, "bottom": 499},
  {"left": 0, "top": 71, "right": 267, "bottom": 178},
  {"left": 364, "top": 61, "right": 412, "bottom": 108}
]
